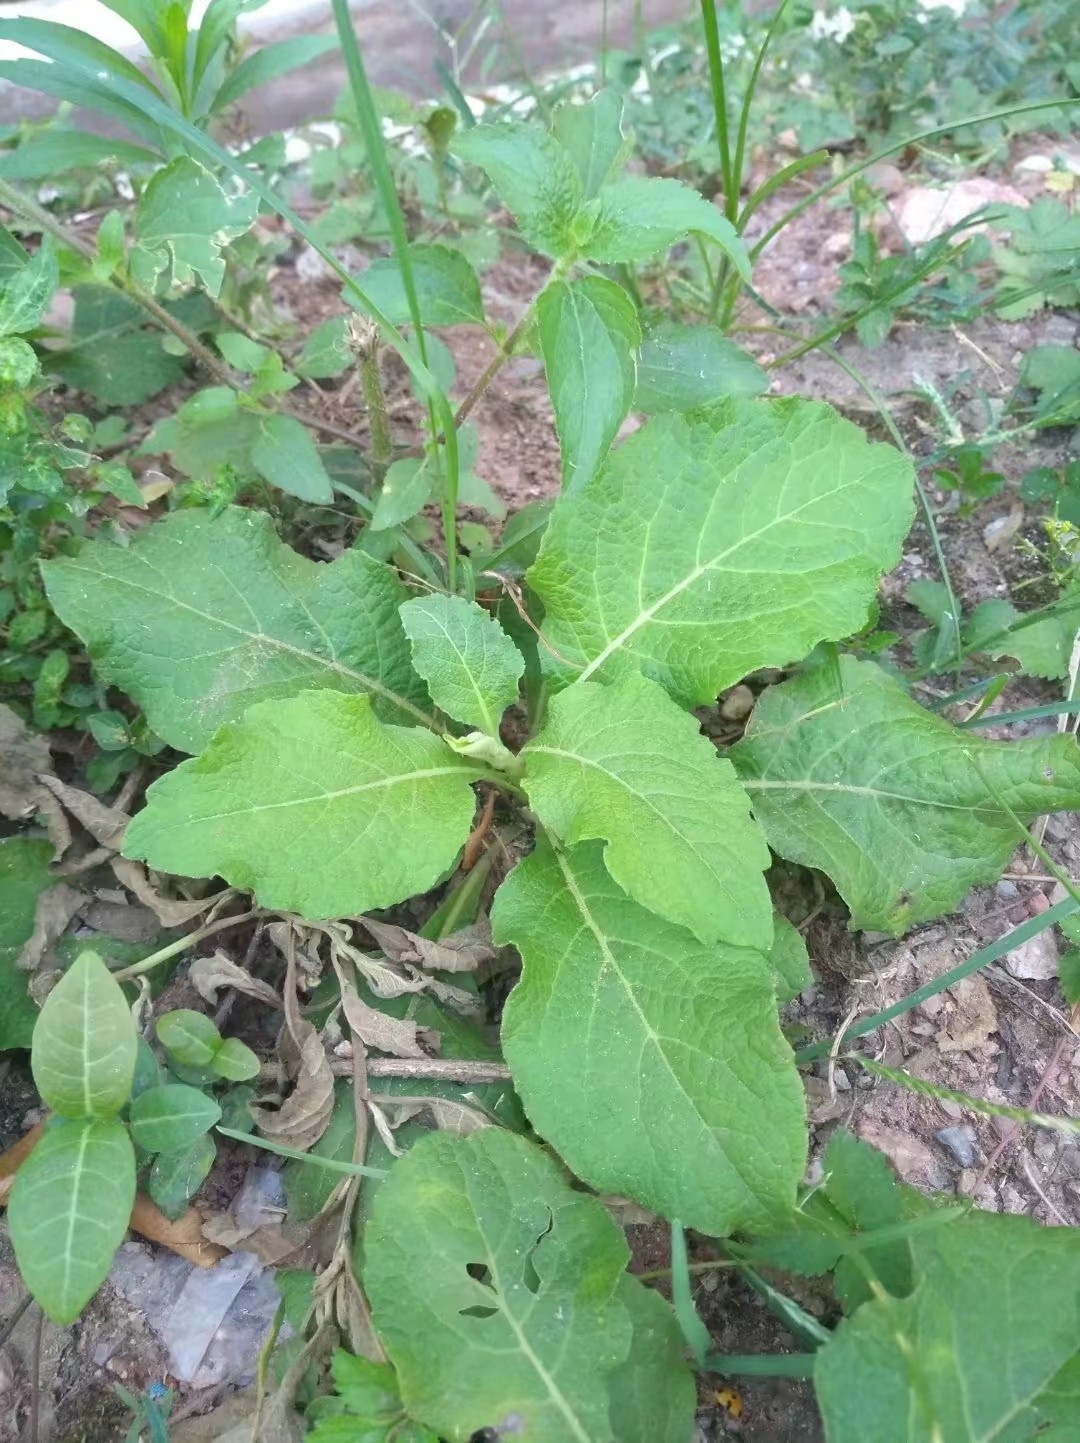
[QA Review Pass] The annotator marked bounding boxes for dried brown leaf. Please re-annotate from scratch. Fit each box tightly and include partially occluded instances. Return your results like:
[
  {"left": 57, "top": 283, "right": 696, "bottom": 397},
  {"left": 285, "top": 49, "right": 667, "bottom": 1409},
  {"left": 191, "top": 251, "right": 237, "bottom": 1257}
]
[
  {"left": 361, "top": 916, "right": 497, "bottom": 973},
  {"left": 37, "top": 774, "right": 128, "bottom": 849},
  {"left": 190, "top": 950, "right": 280, "bottom": 1009},
  {"left": 380, "top": 1093, "right": 492, "bottom": 1136},
  {"left": 110, "top": 856, "right": 225, "bottom": 928},
  {"left": 336, "top": 967, "right": 435, "bottom": 1060},
  {"left": 17, "top": 882, "right": 85, "bottom": 970},
  {"left": 130, "top": 1194, "right": 227, "bottom": 1268},
  {"left": 0, "top": 703, "right": 52, "bottom": 822},
  {"left": 249, "top": 933, "right": 334, "bottom": 1152}
]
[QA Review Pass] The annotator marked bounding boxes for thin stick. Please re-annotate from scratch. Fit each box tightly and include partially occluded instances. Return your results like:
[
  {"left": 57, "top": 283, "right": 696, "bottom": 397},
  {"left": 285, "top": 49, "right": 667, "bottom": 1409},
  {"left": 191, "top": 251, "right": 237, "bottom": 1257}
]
[
  {"left": 974, "top": 1034, "right": 1072, "bottom": 1192},
  {"left": 328, "top": 1056, "right": 512, "bottom": 1083}
]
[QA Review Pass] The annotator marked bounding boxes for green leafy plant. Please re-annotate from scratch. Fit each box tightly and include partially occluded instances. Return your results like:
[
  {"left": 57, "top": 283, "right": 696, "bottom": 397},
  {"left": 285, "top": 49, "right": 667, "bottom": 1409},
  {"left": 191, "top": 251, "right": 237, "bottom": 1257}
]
[
  {"left": 7, "top": 953, "right": 258, "bottom": 1319},
  {"left": 4, "top": 4, "right": 1080, "bottom": 1435}
]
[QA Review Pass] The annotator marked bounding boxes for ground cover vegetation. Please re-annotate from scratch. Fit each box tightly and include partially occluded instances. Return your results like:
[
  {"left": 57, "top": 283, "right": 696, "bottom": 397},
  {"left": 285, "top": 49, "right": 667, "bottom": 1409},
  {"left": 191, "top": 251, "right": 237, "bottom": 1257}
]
[{"left": 0, "top": 0, "right": 1078, "bottom": 1438}]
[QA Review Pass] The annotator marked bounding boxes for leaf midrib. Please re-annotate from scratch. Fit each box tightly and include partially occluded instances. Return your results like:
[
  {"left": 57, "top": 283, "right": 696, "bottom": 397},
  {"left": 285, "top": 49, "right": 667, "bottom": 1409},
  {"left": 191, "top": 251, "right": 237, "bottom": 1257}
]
[
  {"left": 741, "top": 778, "right": 1010, "bottom": 816},
  {"left": 149, "top": 765, "right": 469, "bottom": 830},
  {"left": 58, "top": 560, "right": 435, "bottom": 730}
]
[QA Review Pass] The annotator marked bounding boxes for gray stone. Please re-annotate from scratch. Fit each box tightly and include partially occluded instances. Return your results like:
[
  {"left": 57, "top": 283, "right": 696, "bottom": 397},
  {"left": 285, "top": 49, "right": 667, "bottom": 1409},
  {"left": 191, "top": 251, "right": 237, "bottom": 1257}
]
[
  {"left": 935, "top": 1124, "right": 979, "bottom": 1168},
  {"left": 1005, "top": 931, "right": 1059, "bottom": 980}
]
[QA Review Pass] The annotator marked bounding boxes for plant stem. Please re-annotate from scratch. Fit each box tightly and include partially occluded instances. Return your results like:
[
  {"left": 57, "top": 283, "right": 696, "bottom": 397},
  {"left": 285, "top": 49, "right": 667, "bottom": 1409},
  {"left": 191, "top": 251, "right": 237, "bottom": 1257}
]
[
  {"left": 331, "top": 0, "right": 462, "bottom": 589},
  {"left": 454, "top": 309, "right": 532, "bottom": 428},
  {"left": 699, "top": 0, "right": 735, "bottom": 220},
  {"left": 113, "top": 909, "right": 259, "bottom": 981}
]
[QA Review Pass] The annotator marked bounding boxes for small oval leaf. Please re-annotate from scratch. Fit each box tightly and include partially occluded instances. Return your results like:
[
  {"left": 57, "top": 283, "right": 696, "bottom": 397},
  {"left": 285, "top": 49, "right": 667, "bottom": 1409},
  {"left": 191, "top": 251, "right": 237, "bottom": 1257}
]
[
  {"left": 31, "top": 951, "right": 137, "bottom": 1119},
  {"left": 129, "top": 1083, "right": 222, "bottom": 1154}
]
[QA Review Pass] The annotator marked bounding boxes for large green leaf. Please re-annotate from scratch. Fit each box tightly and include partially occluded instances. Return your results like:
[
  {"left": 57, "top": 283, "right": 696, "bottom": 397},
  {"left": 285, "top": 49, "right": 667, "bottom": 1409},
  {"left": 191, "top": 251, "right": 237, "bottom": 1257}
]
[
  {"left": 400, "top": 593, "right": 524, "bottom": 734},
  {"left": 814, "top": 1210, "right": 1080, "bottom": 1443},
  {"left": 537, "top": 277, "right": 640, "bottom": 494},
  {"left": 123, "top": 692, "right": 482, "bottom": 918},
  {"left": 355, "top": 244, "right": 484, "bottom": 328},
  {"left": 732, "top": 657, "right": 1080, "bottom": 933},
  {"left": 492, "top": 838, "right": 806, "bottom": 1235},
  {"left": 453, "top": 123, "right": 583, "bottom": 260},
  {"left": 31, "top": 951, "right": 136, "bottom": 1120},
  {"left": 131, "top": 157, "right": 258, "bottom": 296},
  {"left": 41, "top": 506, "right": 432, "bottom": 753},
  {"left": 522, "top": 672, "right": 771, "bottom": 948},
  {"left": 8, "top": 1116, "right": 136, "bottom": 1323},
  {"left": 363, "top": 1128, "right": 633, "bottom": 1443},
  {"left": 608, "top": 1278, "right": 696, "bottom": 1443},
  {"left": 634, "top": 321, "right": 767, "bottom": 413},
  {"left": 527, "top": 399, "right": 914, "bottom": 707},
  {"left": 0, "top": 837, "right": 53, "bottom": 1050}
]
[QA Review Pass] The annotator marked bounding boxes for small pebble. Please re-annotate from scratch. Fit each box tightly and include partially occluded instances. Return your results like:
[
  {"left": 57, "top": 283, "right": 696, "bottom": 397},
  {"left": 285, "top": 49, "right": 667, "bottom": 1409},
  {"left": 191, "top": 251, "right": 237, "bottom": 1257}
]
[
  {"left": 995, "top": 879, "right": 1018, "bottom": 899},
  {"left": 720, "top": 684, "right": 755, "bottom": 721},
  {"left": 935, "top": 1123, "right": 979, "bottom": 1168}
]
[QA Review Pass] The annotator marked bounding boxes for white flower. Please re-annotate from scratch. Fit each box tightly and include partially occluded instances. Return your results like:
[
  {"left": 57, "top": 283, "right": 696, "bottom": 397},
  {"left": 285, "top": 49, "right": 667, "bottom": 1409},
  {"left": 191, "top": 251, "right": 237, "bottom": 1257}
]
[
  {"left": 809, "top": 6, "right": 856, "bottom": 42},
  {"left": 919, "top": 0, "right": 968, "bottom": 13}
]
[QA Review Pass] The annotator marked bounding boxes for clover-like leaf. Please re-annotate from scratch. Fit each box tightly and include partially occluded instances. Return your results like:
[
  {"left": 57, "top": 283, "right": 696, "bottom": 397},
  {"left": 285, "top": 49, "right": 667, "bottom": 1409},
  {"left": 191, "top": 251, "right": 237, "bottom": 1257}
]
[
  {"left": 31, "top": 951, "right": 136, "bottom": 1120},
  {"left": 363, "top": 1128, "right": 633, "bottom": 1443},
  {"left": 733, "top": 657, "right": 1080, "bottom": 933},
  {"left": 131, "top": 157, "right": 258, "bottom": 296},
  {"left": 123, "top": 692, "right": 483, "bottom": 919},
  {"left": 528, "top": 398, "right": 914, "bottom": 707},
  {"left": 523, "top": 672, "right": 772, "bottom": 948},
  {"left": 492, "top": 837, "right": 806, "bottom": 1234},
  {"left": 815, "top": 1210, "right": 1080, "bottom": 1442},
  {"left": 42, "top": 506, "right": 432, "bottom": 753},
  {"left": 400, "top": 593, "right": 524, "bottom": 734},
  {"left": 537, "top": 276, "right": 640, "bottom": 494},
  {"left": 9, "top": 1116, "right": 136, "bottom": 1323}
]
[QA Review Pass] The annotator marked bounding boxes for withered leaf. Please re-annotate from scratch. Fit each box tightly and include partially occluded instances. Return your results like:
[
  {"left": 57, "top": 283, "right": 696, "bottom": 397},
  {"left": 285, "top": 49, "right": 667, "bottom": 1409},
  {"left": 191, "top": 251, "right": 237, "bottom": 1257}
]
[
  {"left": 249, "top": 934, "right": 334, "bottom": 1152},
  {"left": 362, "top": 916, "right": 496, "bottom": 973},
  {"left": 17, "top": 882, "right": 85, "bottom": 970},
  {"left": 190, "top": 950, "right": 280, "bottom": 1010},
  {"left": 111, "top": 857, "right": 227, "bottom": 929},
  {"left": 37, "top": 774, "right": 128, "bottom": 850}
]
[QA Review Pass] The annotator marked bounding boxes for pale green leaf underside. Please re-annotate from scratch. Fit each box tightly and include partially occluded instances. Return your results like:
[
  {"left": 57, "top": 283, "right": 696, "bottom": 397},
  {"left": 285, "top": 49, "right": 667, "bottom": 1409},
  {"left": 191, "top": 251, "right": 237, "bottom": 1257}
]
[
  {"left": 400, "top": 593, "right": 524, "bottom": 734},
  {"left": 733, "top": 657, "right": 1080, "bottom": 934},
  {"left": 537, "top": 276, "right": 640, "bottom": 495},
  {"left": 608, "top": 1277, "right": 696, "bottom": 1443},
  {"left": 523, "top": 672, "right": 772, "bottom": 948},
  {"left": 364, "top": 1128, "right": 632, "bottom": 1443},
  {"left": 123, "top": 692, "right": 481, "bottom": 920},
  {"left": 815, "top": 1211, "right": 1080, "bottom": 1443},
  {"left": 31, "top": 951, "right": 136, "bottom": 1120},
  {"left": 9, "top": 1116, "right": 136, "bottom": 1323},
  {"left": 493, "top": 839, "right": 806, "bottom": 1235},
  {"left": 452, "top": 123, "right": 582, "bottom": 260},
  {"left": 131, "top": 157, "right": 257, "bottom": 297},
  {"left": 527, "top": 398, "right": 915, "bottom": 707},
  {"left": 42, "top": 506, "right": 431, "bottom": 754}
]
